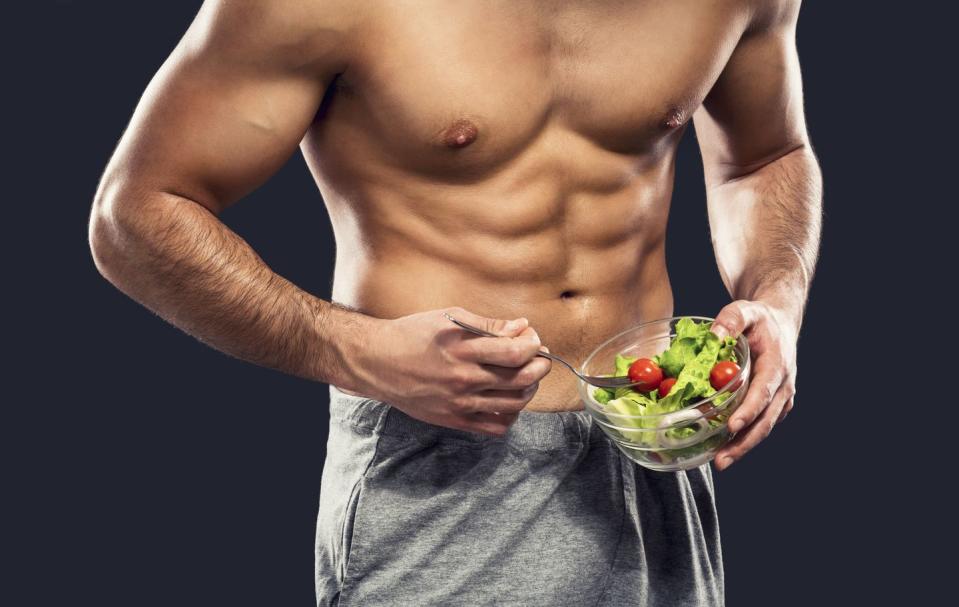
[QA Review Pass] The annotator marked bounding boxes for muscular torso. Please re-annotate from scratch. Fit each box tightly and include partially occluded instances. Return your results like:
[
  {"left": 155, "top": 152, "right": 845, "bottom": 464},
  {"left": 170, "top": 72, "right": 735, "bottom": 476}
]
[{"left": 299, "top": 1, "right": 750, "bottom": 411}]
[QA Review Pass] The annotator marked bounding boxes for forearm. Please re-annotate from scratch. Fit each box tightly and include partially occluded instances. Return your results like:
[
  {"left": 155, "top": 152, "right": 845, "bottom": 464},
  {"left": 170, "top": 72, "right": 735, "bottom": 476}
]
[
  {"left": 706, "top": 145, "right": 823, "bottom": 329},
  {"left": 88, "top": 189, "right": 371, "bottom": 388}
]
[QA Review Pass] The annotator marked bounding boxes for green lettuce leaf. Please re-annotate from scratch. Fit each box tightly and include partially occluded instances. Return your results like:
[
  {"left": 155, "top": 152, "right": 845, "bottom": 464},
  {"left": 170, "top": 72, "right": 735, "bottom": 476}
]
[
  {"left": 604, "top": 394, "right": 658, "bottom": 443},
  {"left": 597, "top": 318, "right": 741, "bottom": 445},
  {"left": 593, "top": 387, "right": 613, "bottom": 404},
  {"left": 675, "top": 317, "right": 710, "bottom": 341},
  {"left": 656, "top": 318, "right": 721, "bottom": 377},
  {"left": 664, "top": 425, "right": 699, "bottom": 441},
  {"left": 718, "top": 336, "right": 738, "bottom": 363},
  {"left": 613, "top": 353, "right": 638, "bottom": 377},
  {"left": 657, "top": 331, "right": 723, "bottom": 411},
  {"left": 657, "top": 337, "right": 699, "bottom": 377}
]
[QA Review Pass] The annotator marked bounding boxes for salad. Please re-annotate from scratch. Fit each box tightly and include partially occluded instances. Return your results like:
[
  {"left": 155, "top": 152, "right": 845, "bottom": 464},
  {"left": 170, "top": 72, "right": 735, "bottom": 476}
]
[{"left": 591, "top": 317, "right": 744, "bottom": 455}]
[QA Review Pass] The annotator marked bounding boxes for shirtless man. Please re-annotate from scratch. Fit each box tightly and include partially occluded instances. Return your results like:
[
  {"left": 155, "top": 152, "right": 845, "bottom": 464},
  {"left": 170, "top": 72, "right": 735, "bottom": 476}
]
[{"left": 89, "top": 1, "right": 821, "bottom": 605}]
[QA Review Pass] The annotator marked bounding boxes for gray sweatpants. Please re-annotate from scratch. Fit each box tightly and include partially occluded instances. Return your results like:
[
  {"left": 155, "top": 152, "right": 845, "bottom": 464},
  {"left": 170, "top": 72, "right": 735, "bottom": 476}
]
[{"left": 315, "top": 384, "right": 724, "bottom": 606}]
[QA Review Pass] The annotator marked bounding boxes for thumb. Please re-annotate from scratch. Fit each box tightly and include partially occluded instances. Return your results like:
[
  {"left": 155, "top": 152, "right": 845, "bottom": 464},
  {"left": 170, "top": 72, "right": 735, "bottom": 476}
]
[{"left": 712, "top": 300, "right": 758, "bottom": 340}]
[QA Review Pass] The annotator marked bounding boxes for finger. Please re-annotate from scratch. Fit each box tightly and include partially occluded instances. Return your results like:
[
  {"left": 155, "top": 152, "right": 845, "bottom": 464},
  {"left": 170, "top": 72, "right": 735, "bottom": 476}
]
[
  {"left": 458, "top": 328, "right": 543, "bottom": 367},
  {"left": 471, "top": 410, "right": 520, "bottom": 426},
  {"left": 715, "top": 384, "right": 791, "bottom": 470},
  {"left": 458, "top": 411, "right": 521, "bottom": 436},
  {"left": 478, "top": 356, "right": 552, "bottom": 390},
  {"left": 462, "top": 386, "right": 537, "bottom": 413},
  {"left": 441, "top": 413, "right": 514, "bottom": 437},
  {"left": 445, "top": 306, "right": 528, "bottom": 338},
  {"left": 711, "top": 300, "right": 765, "bottom": 340},
  {"left": 777, "top": 388, "right": 796, "bottom": 423},
  {"left": 726, "top": 356, "right": 784, "bottom": 434}
]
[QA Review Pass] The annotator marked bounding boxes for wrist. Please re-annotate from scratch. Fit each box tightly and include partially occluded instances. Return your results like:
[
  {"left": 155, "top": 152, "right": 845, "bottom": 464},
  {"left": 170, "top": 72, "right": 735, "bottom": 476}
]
[
  {"left": 314, "top": 302, "right": 384, "bottom": 395},
  {"left": 750, "top": 281, "right": 805, "bottom": 335}
]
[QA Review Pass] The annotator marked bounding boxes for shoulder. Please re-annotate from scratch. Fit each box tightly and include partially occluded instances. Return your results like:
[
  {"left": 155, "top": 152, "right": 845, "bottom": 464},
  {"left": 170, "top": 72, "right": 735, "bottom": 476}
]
[
  {"left": 743, "top": 0, "right": 802, "bottom": 34},
  {"left": 181, "top": 0, "right": 372, "bottom": 74}
]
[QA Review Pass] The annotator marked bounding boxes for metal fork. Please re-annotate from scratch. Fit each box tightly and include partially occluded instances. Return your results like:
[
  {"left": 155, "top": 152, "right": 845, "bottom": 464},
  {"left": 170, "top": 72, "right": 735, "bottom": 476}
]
[{"left": 444, "top": 312, "right": 637, "bottom": 389}]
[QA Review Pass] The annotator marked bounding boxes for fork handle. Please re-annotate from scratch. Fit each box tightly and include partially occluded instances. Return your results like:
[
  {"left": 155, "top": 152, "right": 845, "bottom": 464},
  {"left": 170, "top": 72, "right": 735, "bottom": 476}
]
[
  {"left": 444, "top": 313, "right": 499, "bottom": 337},
  {"left": 534, "top": 349, "right": 577, "bottom": 373},
  {"left": 444, "top": 313, "right": 577, "bottom": 372}
]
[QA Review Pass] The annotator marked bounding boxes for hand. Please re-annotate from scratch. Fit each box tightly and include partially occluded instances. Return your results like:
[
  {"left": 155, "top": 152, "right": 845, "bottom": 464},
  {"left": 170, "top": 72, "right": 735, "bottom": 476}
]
[
  {"left": 346, "top": 306, "right": 551, "bottom": 436},
  {"left": 710, "top": 299, "right": 800, "bottom": 471}
]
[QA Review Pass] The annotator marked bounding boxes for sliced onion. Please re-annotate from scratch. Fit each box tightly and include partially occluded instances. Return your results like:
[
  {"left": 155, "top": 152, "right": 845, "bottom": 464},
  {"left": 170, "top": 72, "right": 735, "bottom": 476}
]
[{"left": 655, "top": 408, "right": 711, "bottom": 448}]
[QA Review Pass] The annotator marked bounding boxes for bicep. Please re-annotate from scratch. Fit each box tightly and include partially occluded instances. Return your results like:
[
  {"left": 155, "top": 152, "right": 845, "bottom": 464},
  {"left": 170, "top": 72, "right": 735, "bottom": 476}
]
[
  {"left": 693, "top": 2, "right": 809, "bottom": 187},
  {"left": 104, "top": 2, "right": 343, "bottom": 214}
]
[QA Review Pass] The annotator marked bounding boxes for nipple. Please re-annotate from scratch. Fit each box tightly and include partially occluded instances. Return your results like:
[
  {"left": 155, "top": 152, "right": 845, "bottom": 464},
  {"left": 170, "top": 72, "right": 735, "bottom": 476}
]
[
  {"left": 664, "top": 107, "right": 687, "bottom": 129},
  {"left": 441, "top": 118, "right": 479, "bottom": 148}
]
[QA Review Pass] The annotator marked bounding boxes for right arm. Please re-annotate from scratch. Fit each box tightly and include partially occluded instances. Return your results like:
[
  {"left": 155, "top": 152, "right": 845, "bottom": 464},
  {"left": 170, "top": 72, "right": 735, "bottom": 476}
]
[
  {"left": 89, "top": 0, "right": 359, "bottom": 386},
  {"left": 88, "top": 1, "right": 548, "bottom": 434}
]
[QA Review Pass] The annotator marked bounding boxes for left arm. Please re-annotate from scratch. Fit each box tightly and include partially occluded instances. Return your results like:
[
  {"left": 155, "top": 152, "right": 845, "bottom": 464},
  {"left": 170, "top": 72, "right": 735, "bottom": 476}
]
[{"left": 694, "top": 0, "right": 822, "bottom": 470}]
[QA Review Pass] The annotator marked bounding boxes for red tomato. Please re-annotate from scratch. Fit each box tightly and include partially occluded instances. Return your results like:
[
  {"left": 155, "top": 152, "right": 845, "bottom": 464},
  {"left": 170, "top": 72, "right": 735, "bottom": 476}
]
[
  {"left": 710, "top": 361, "right": 742, "bottom": 391},
  {"left": 658, "top": 377, "right": 677, "bottom": 398},
  {"left": 628, "top": 358, "right": 663, "bottom": 392}
]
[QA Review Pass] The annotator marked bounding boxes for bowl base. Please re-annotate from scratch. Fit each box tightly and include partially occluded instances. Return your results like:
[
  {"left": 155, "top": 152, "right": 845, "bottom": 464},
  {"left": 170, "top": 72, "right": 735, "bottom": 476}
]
[{"left": 620, "top": 449, "right": 715, "bottom": 472}]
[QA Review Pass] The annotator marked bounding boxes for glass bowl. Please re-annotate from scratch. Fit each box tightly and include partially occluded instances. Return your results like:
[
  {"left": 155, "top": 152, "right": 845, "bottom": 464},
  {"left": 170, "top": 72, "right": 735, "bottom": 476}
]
[{"left": 577, "top": 316, "right": 751, "bottom": 472}]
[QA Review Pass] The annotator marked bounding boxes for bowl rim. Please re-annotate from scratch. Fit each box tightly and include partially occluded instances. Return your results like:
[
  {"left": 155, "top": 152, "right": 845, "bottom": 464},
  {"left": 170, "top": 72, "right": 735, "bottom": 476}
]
[{"left": 578, "top": 315, "right": 752, "bottom": 419}]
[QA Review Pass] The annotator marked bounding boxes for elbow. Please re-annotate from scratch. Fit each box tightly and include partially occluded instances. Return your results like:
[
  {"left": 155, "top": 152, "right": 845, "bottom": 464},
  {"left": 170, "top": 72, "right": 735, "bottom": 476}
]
[
  {"left": 88, "top": 180, "right": 134, "bottom": 289},
  {"left": 89, "top": 202, "right": 120, "bottom": 287}
]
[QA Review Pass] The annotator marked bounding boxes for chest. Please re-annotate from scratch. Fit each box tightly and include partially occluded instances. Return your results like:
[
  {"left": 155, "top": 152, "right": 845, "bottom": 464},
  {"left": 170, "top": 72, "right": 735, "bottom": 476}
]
[{"left": 328, "top": 0, "right": 748, "bottom": 178}]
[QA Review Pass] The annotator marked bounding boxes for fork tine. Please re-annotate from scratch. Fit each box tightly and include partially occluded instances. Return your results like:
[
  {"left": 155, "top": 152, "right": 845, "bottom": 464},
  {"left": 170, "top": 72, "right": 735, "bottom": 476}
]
[{"left": 586, "top": 375, "right": 634, "bottom": 389}]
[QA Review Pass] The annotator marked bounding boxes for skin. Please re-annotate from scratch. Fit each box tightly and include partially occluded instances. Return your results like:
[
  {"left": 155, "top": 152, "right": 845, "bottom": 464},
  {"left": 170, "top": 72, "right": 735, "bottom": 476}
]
[{"left": 89, "top": 0, "right": 821, "bottom": 470}]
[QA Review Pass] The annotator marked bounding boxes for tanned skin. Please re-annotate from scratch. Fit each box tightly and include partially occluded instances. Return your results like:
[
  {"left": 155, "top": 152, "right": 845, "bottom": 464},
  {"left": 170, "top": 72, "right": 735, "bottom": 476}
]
[{"left": 89, "top": 0, "right": 821, "bottom": 471}]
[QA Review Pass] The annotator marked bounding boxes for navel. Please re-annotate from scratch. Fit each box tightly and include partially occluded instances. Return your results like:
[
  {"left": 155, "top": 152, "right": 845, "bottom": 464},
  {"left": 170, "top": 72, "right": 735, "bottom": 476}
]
[
  {"left": 441, "top": 118, "right": 479, "bottom": 148},
  {"left": 664, "top": 107, "right": 687, "bottom": 129}
]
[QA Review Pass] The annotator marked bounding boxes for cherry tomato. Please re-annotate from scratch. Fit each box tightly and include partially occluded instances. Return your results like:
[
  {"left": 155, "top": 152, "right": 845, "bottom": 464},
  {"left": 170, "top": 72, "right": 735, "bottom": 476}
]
[
  {"left": 628, "top": 358, "right": 663, "bottom": 392},
  {"left": 710, "top": 361, "right": 742, "bottom": 391},
  {"left": 658, "top": 377, "right": 677, "bottom": 398}
]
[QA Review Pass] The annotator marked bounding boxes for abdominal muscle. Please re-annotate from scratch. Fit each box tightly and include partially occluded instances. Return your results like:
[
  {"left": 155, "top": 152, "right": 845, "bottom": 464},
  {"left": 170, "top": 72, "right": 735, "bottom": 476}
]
[
  {"left": 312, "top": 161, "right": 675, "bottom": 411},
  {"left": 337, "top": 245, "right": 674, "bottom": 412}
]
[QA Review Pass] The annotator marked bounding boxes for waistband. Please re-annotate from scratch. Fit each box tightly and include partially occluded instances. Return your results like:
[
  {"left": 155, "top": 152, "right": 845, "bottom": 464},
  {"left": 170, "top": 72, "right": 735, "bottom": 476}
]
[{"left": 328, "top": 384, "right": 601, "bottom": 452}]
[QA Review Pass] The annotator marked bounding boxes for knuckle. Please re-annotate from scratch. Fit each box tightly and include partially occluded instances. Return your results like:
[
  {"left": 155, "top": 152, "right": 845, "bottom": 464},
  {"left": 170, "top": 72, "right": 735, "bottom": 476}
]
[
  {"left": 449, "top": 368, "right": 474, "bottom": 392},
  {"left": 723, "top": 304, "right": 745, "bottom": 326},
  {"left": 516, "top": 367, "right": 535, "bottom": 386},
  {"left": 743, "top": 407, "right": 761, "bottom": 424},
  {"left": 761, "top": 383, "right": 776, "bottom": 401},
  {"left": 507, "top": 344, "right": 526, "bottom": 365},
  {"left": 448, "top": 395, "right": 471, "bottom": 414},
  {"left": 515, "top": 367, "right": 533, "bottom": 390},
  {"left": 541, "top": 357, "right": 553, "bottom": 373},
  {"left": 527, "top": 331, "right": 542, "bottom": 349},
  {"left": 538, "top": 357, "right": 551, "bottom": 375}
]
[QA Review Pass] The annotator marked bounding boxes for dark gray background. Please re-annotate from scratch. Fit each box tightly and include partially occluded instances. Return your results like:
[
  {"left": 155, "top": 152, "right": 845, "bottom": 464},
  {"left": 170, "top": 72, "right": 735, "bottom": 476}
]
[{"left": 10, "top": 2, "right": 944, "bottom": 605}]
